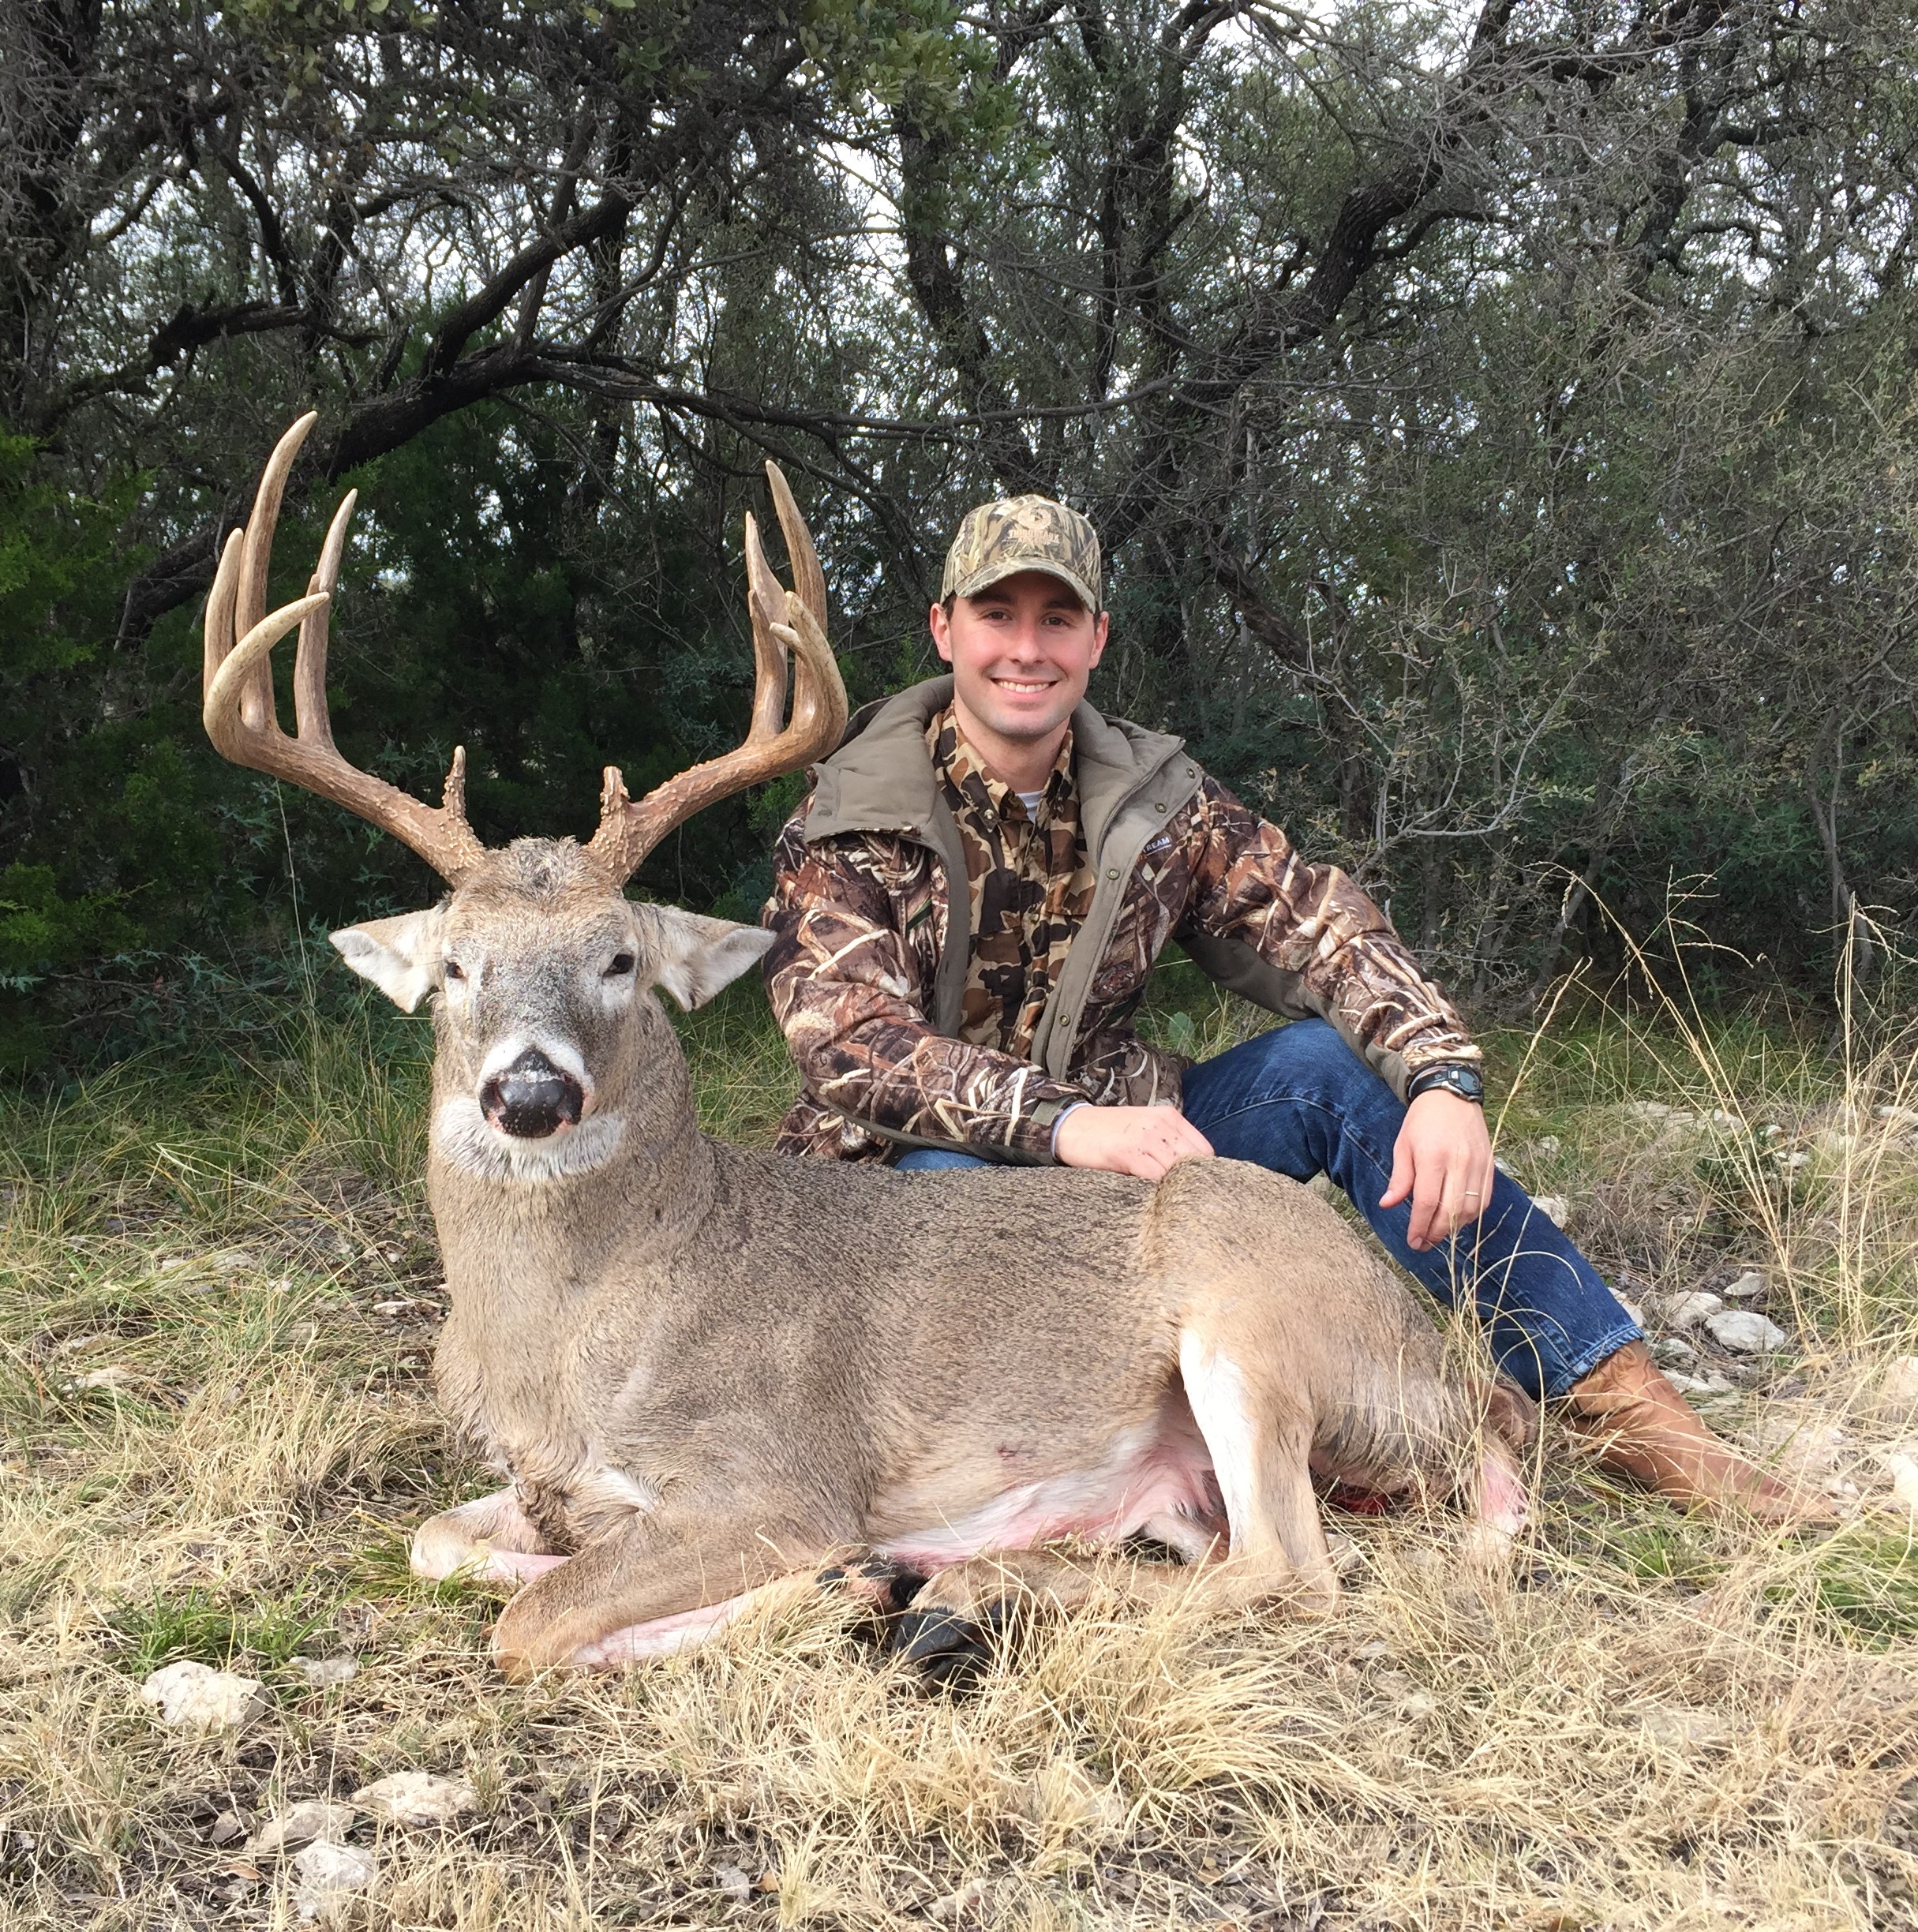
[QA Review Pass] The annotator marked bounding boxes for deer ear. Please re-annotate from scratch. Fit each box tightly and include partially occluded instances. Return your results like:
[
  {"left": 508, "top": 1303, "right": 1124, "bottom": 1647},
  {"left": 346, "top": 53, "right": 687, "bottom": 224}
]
[
  {"left": 331, "top": 908, "right": 447, "bottom": 1013},
  {"left": 641, "top": 904, "right": 777, "bottom": 1011}
]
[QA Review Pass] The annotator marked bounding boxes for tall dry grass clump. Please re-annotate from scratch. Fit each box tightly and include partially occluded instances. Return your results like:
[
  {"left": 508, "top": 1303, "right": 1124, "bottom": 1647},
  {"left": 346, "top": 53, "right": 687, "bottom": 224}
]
[{"left": 1, "top": 972, "right": 1914, "bottom": 1930}]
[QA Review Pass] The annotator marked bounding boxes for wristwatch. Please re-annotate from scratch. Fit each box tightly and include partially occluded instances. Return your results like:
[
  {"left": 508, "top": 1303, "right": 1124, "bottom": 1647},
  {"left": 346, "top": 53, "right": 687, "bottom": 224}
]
[{"left": 1405, "top": 1063, "right": 1485, "bottom": 1106}]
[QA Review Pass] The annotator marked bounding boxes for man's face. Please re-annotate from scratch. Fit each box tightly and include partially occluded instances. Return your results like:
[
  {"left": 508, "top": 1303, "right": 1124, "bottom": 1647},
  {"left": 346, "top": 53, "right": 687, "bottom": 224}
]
[{"left": 928, "top": 571, "right": 1109, "bottom": 749}]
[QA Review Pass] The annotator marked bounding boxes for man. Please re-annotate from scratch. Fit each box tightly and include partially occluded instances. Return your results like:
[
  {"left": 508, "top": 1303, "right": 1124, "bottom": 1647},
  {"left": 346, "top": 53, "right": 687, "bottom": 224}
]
[{"left": 761, "top": 494, "right": 1823, "bottom": 1522}]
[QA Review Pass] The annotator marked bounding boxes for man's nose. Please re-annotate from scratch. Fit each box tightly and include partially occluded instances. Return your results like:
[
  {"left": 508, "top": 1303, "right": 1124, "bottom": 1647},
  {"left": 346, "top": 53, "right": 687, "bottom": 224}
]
[{"left": 478, "top": 1047, "right": 585, "bottom": 1139}]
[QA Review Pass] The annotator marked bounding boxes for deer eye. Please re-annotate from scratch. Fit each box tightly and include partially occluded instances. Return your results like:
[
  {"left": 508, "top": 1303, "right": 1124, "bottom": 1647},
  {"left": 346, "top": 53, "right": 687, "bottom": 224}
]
[
  {"left": 605, "top": 953, "right": 635, "bottom": 978},
  {"left": 444, "top": 959, "right": 466, "bottom": 982}
]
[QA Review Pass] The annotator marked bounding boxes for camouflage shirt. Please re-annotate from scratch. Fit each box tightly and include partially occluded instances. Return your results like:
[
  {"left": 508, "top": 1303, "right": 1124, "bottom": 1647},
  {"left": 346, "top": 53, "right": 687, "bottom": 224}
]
[
  {"left": 762, "top": 677, "right": 1480, "bottom": 1165},
  {"left": 931, "top": 706, "right": 1098, "bottom": 1062}
]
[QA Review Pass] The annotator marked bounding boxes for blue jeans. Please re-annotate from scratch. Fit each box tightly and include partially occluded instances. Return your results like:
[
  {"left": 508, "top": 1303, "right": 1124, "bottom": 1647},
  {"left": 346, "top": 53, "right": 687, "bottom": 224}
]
[{"left": 894, "top": 1019, "right": 1640, "bottom": 1400}]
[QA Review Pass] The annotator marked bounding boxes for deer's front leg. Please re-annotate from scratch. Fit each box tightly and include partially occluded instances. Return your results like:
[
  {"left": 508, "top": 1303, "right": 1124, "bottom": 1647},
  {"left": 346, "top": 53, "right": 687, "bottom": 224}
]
[
  {"left": 489, "top": 1509, "right": 831, "bottom": 1678},
  {"left": 410, "top": 1486, "right": 570, "bottom": 1585}
]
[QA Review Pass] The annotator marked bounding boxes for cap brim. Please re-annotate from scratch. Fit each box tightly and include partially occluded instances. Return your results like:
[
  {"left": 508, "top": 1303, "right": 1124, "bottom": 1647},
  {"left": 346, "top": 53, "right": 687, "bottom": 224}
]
[{"left": 949, "top": 560, "right": 1099, "bottom": 612}]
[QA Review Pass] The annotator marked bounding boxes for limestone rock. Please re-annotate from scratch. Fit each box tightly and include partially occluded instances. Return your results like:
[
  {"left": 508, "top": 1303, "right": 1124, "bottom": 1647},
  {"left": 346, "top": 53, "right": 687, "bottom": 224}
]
[
  {"left": 350, "top": 1770, "right": 477, "bottom": 1827},
  {"left": 1634, "top": 1703, "right": 1729, "bottom": 1750},
  {"left": 1887, "top": 1451, "right": 1918, "bottom": 1515},
  {"left": 139, "top": 1661, "right": 266, "bottom": 1735},
  {"left": 1721, "top": 1269, "right": 1767, "bottom": 1300},
  {"left": 292, "top": 1840, "right": 377, "bottom": 1922},
  {"left": 245, "top": 1800, "right": 360, "bottom": 1857},
  {"left": 1665, "top": 1291, "right": 1724, "bottom": 1332},
  {"left": 1879, "top": 1357, "right": 1918, "bottom": 1421},
  {"left": 1705, "top": 1309, "right": 1787, "bottom": 1354},
  {"left": 1651, "top": 1335, "right": 1698, "bottom": 1371},
  {"left": 1531, "top": 1196, "right": 1571, "bottom": 1230},
  {"left": 294, "top": 1655, "right": 358, "bottom": 1688}
]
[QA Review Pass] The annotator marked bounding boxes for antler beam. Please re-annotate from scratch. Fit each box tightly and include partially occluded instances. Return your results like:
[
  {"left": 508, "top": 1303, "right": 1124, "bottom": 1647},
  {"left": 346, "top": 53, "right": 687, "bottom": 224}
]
[
  {"left": 201, "top": 411, "right": 489, "bottom": 884},
  {"left": 584, "top": 461, "right": 849, "bottom": 886}
]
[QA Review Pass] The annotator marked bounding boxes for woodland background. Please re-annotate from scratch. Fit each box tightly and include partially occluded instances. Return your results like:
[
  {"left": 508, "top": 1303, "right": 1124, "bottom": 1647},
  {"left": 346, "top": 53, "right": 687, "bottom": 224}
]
[{"left": 3, "top": 0, "right": 1916, "bottom": 1073}]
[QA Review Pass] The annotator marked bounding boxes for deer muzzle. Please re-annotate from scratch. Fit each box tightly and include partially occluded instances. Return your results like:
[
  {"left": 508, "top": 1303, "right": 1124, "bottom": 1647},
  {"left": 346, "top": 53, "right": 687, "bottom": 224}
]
[{"left": 480, "top": 1047, "right": 586, "bottom": 1140}]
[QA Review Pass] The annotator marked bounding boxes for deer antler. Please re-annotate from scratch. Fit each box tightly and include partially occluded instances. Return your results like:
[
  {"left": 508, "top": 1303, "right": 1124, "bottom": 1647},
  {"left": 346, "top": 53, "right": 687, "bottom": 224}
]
[
  {"left": 584, "top": 461, "right": 849, "bottom": 886},
  {"left": 202, "top": 411, "right": 489, "bottom": 884}
]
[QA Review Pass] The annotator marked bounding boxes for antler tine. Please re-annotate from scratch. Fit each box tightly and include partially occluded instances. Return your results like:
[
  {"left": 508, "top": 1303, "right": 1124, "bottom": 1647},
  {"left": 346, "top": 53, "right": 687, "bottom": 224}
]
[
  {"left": 234, "top": 412, "right": 317, "bottom": 732},
  {"left": 763, "top": 460, "right": 826, "bottom": 631},
  {"left": 743, "top": 510, "right": 792, "bottom": 743},
  {"left": 201, "top": 415, "right": 489, "bottom": 886},
  {"left": 294, "top": 488, "right": 358, "bottom": 746},
  {"left": 585, "top": 464, "right": 848, "bottom": 886}
]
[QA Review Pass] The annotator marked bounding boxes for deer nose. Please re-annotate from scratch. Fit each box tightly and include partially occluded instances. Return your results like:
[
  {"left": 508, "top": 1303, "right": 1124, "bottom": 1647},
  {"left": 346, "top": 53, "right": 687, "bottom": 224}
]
[{"left": 479, "top": 1048, "right": 585, "bottom": 1139}]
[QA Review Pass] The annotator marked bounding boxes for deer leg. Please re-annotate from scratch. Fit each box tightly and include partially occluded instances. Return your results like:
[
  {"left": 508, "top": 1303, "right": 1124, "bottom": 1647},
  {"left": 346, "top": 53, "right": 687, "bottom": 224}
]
[
  {"left": 489, "top": 1509, "right": 831, "bottom": 1679},
  {"left": 410, "top": 1486, "right": 570, "bottom": 1585},
  {"left": 1179, "top": 1328, "right": 1340, "bottom": 1612}
]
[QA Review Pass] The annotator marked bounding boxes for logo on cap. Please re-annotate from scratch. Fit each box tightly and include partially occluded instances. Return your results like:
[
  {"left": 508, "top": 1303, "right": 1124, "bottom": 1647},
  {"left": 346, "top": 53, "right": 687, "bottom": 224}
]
[{"left": 941, "top": 496, "right": 1102, "bottom": 612}]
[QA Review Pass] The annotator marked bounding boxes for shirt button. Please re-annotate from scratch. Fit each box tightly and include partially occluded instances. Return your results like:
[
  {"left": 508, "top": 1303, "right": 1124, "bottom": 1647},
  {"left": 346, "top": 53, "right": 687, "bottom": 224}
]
[
  {"left": 1155, "top": 801, "right": 1167, "bottom": 813},
  {"left": 1106, "top": 867, "right": 1119, "bottom": 881}
]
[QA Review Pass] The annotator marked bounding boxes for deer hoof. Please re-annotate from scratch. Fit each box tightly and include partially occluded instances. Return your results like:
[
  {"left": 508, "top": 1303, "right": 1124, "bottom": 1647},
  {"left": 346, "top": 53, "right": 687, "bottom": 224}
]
[{"left": 886, "top": 1601, "right": 1010, "bottom": 1693}]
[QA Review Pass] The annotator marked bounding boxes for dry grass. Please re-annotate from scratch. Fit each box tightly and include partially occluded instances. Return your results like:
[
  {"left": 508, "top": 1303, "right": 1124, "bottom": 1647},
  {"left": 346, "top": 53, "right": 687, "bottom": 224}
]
[{"left": 2, "top": 977, "right": 1916, "bottom": 1931}]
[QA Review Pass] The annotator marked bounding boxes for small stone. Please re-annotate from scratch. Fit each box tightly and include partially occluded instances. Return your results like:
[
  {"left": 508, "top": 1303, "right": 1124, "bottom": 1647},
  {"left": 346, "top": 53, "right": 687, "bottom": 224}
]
[
  {"left": 1721, "top": 1269, "right": 1767, "bottom": 1300},
  {"left": 292, "top": 1840, "right": 377, "bottom": 1921},
  {"left": 371, "top": 1300, "right": 414, "bottom": 1316},
  {"left": 1705, "top": 1309, "right": 1787, "bottom": 1354},
  {"left": 350, "top": 1770, "right": 477, "bottom": 1827},
  {"left": 1709, "top": 1108, "right": 1744, "bottom": 1131},
  {"left": 1617, "top": 1296, "right": 1646, "bottom": 1331},
  {"left": 210, "top": 1249, "right": 255, "bottom": 1274},
  {"left": 1666, "top": 1291, "right": 1724, "bottom": 1332},
  {"left": 1886, "top": 1451, "right": 1918, "bottom": 1515},
  {"left": 295, "top": 1655, "right": 358, "bottom": 1687},
  {"left": 208, "top": 1810, "right": 248, "bottom": 1845},
  {"left": 1879, "top": 1357, "right": 1918, "bottom": 1421},
  {"left": 1016, "top": 1760, "right": 1125, "bottom": 1837},
  {"left": 1774, "top": 1149, "right": 1811, "bottom": 1171},
  {"left": 925, "top": 1877, "right": 991, "bottom": 1923},
  {"left": 1398, "top": 1689, "right": 1439, "bottom": 1718},
  {"left": 1651, "top": 1335, "right": 1698, "bottom": 1371},
  {"left": 1531, "top": 1196, "right": 1571, "bottom": 1229},
  {"left": 71, "top": 1365, "right": 133, "bottom": 1391},
  {"left": 1634, "top": 1704, "right": 1729, "bottom": 1750},
  {"left": 712, "top": 1864, "right": 752, "bottom": 1904},
  {"left": 139, "top": 1661, "right": 266, "bottom": 1735},
  {"left": 245, "top": 1799, "right": 359, "bottom": 1856},
  {"left": 1535, "top": 1135, "right": 1561, "bottom": 1158}
]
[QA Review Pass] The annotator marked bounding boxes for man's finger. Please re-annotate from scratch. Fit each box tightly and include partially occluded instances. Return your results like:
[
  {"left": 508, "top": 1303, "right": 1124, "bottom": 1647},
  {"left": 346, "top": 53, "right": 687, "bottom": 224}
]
[{"left": 1380, "top": 1133, "right": 1415, "bottom": 1211}]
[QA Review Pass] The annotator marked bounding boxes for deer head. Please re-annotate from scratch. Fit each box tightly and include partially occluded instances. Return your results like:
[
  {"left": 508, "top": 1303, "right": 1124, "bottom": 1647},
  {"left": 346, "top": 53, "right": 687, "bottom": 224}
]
[{"left": 202, "top": 414, "right": 847, "bottom": 1179}]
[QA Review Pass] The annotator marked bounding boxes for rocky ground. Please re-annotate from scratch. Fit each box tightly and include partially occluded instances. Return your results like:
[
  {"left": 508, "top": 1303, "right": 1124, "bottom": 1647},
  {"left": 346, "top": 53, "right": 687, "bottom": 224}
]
[{"left": 2, "top": 992, "right": 1916, "bottom": 1930}]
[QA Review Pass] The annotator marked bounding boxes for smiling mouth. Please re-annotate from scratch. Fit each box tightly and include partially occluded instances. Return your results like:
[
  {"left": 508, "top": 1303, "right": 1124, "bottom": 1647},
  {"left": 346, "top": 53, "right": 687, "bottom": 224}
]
[{"left": 992, "top": 677, "right": 1055, "bottom": 694}]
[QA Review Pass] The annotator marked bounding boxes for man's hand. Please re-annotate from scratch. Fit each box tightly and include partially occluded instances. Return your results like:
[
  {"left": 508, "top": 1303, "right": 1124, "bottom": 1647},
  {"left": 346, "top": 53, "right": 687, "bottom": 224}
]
[
  {"left": 1380, "top": 1090, "right": 1497, "bottom": 1252},
  {"left": 1055, "top": 1103, "right": 1214, "bottom": 1181}
]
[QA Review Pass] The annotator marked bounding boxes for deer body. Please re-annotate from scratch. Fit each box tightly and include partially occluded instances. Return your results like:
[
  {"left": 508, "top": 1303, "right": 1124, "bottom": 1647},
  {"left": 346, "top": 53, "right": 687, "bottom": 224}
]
[{"left": 201, "top": 417, "right": 1527, "bottom": 1678}]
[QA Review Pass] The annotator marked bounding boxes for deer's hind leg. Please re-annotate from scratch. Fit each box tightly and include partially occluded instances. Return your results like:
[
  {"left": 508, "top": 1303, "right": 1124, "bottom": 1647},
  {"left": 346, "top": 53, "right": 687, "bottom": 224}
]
[{"left": 1177, "top": 1323, "right": 1341, "bottom": 1612}]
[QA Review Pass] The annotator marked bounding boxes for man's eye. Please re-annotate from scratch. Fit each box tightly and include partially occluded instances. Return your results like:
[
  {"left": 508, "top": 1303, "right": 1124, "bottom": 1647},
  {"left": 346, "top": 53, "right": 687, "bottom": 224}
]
[
  {"left": 444, "top": 960, "right": 466, "bottom": 982},
  {"left": 605, "top": 953, "right": 635, "bottom": 977}
]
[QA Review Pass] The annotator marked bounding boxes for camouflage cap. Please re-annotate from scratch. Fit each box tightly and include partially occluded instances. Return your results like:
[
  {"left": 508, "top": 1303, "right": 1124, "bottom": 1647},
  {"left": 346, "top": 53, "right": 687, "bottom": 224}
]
[{"left": 940, "top": 495, "right": 1102, "bottom": 612}]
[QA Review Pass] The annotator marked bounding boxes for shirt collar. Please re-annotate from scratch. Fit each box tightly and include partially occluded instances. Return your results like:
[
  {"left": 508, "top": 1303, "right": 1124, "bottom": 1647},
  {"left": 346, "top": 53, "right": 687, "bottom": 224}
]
[{"left": 929, "top": 704, "right": 1076, "bottom": 822}]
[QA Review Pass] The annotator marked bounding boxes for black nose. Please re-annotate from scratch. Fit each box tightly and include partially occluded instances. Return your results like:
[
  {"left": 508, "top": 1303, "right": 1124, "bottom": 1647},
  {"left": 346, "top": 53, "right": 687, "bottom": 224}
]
[{"left": 479, "top": 1048, "right": 585, "bottom": 1139}]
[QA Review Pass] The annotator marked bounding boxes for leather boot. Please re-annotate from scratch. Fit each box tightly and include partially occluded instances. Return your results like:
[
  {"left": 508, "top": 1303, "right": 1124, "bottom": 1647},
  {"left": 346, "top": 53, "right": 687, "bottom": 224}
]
[{"left": 1561, "top": 1341, "right": 1838, "bottom": 1527}]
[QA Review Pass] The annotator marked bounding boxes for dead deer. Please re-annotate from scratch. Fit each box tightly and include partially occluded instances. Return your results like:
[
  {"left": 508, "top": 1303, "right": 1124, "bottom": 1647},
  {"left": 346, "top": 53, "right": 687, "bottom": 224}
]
[{"left": 201, "top": 414, "right": 1529, "bottom": 1679}]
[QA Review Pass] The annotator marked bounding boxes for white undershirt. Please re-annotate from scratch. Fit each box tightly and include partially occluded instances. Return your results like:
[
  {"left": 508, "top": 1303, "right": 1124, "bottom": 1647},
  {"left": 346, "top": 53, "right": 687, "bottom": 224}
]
[{"left": 1016, "top": 788, "right": 1045, "bottom": 818}]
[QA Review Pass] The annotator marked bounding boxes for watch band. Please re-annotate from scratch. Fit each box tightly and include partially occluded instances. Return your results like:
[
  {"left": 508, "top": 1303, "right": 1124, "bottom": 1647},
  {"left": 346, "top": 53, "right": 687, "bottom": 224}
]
[{"left": 1406, "top": 1063, "right": 1485, "bottom": 1106}]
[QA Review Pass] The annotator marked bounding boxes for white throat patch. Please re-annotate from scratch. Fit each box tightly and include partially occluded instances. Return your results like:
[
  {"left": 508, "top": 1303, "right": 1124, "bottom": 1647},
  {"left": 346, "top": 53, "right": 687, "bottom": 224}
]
[{"left": 433, "top": 1095, "right": 627, "bottom": 1181}]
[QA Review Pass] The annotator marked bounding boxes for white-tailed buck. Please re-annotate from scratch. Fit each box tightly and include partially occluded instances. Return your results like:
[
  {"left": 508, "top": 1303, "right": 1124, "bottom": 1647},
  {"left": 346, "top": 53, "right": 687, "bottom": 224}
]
[{"left": 202, "top": 414, "right": 1527, "bottom": 1678}]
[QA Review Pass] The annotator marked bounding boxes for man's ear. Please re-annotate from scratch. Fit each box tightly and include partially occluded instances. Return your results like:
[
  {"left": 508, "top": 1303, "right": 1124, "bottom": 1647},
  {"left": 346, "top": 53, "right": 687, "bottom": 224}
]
[
  {"left": 330, "top": 908, "right": 446, "bottom": 1013},
  {"left": 639, "top": 904, "right": 778, "bottom": 1012}
]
